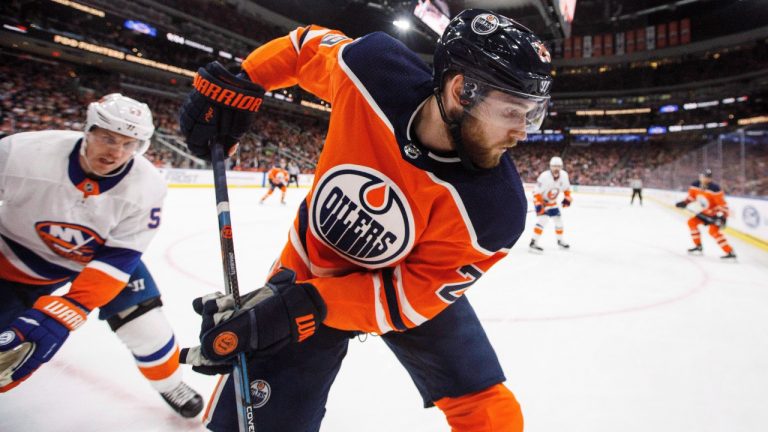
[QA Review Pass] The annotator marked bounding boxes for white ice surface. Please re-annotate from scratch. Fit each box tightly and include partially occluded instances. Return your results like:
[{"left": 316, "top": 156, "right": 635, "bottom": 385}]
[{"left": 1, "top": 188, "right": 766, "bottom": 432}]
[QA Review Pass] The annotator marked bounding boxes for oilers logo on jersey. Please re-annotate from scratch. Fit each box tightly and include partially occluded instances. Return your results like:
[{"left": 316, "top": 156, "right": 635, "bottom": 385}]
[
  {"left": 250, "top": 379, "right": 271, "bottom": 409},
  {"left": 310, "top": 165, "right": 415, "bottom": 268},
  {"left": 695, "top": 195, "right": 711, "bottom": 210},
  {"left": 35, "top": 221, "right": 105, "bottom": 264}
]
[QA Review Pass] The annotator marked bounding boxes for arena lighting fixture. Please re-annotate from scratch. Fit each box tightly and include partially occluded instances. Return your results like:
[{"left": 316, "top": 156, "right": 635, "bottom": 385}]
[{"left": 393, "top": 19, "right": 411, "bottom": 30}]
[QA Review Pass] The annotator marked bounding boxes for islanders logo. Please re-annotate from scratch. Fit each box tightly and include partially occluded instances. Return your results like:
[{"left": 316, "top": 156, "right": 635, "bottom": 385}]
[
  {"left": 310, "top": 165, "right": 415, "bottom": 268},
  {"left": 546, "top": 188, "right": 561, "bottom": 201},
  {"left": 35, "top": 221, "right": 105, "bottom": 264}
]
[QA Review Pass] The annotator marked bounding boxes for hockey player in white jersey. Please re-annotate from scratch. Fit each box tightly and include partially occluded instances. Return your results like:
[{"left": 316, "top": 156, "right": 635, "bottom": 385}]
[
  {"left": 0, "top": 94, "right": 202, "bottom": 417},
  {"left": 529, "top": 156, "right": 572, "bottom": 252}
]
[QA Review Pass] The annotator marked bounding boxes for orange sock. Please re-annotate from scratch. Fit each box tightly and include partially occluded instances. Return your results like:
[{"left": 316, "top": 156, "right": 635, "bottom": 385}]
[{"left": 434, "top": 384, "right": 523, "bottom": 432}]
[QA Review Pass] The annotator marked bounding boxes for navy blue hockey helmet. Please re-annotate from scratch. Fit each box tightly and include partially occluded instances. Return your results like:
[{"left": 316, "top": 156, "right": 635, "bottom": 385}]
[{"left": 433, "top": 9, "right": 553, "bottom": 132}]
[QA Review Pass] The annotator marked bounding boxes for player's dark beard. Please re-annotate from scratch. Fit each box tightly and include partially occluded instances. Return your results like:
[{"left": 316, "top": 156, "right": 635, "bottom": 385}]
[{"left": 460, "top": 114, "right": 515, "bottom": 169}]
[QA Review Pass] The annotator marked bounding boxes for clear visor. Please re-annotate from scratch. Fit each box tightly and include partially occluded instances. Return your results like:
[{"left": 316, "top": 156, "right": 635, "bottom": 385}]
[{"left": 461, "top": 79, "right": 549, "bottom": 133}]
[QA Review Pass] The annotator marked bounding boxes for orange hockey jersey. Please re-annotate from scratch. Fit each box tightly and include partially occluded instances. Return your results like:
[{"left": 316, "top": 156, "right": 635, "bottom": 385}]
[
  {"left": 684, "top": 180, "right": 729, "bottom": 217},
  {"left": 267, "top": 167, "right": 289, "bottom": 185},
  {"left": 242, "top": 26, "right": 528, "bottom": 334}
]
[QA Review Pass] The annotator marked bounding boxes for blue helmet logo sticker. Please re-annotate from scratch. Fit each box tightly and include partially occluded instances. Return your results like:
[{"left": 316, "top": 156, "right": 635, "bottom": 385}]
[{"left": 310, "top": 165, "right": 415, "bottom": 268}]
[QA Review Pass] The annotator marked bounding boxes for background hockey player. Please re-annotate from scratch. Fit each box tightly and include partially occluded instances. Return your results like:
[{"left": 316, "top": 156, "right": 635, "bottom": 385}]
[
  {"left": 675, "top": 169, "right": 736, "bottom": 259},
  {"left": 260, "top": 162, "right": 289, "bottom": 204},
  {"left": 178, "top": 9, "right": 551, "bottom": 431},
  {"left": 0, "top": 94, "right": 203, "bottom": 417},
  {"left": 530, "top": 156, "right": 572, "bottom": 252},
  {"left": 287, "top": 159, "right": 301, "bottom": 187},
  {"left": 630, "top": 177, "right": 643, "bottom": 206}
]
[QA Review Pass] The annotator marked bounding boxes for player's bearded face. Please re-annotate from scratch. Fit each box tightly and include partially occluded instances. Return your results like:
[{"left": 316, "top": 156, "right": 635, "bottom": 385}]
[
  {"left": 457, "top": 92, "right": 531, "bottom": 169},
  {"left": 82, "top": 128, "right": 141, "bottom": 176}
]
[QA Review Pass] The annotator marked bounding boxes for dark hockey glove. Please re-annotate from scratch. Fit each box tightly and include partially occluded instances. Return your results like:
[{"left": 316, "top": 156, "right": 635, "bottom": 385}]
[
  {"left": 561, "top": 197, "right": 571, "bottom": 208},
  {"left": 675, "top": 200, "right": 689, "bottom": 208},
  {"left": 535, "top": 204, "right": 545, "bottom": 215},
  {"left": 182, "top": 269, "right": 326, "bottom": 368},
  {"left": 179, "top": 61, "right": 265, "bottom": 160},
  {"left": 714, "top": 212, "right": 727, "bottom": 228},
  {"left": 695, "top": 212, "right": 715, "bottom": 225},
  {"left": 0, "top": 296, "right": 87, "bottom": 392}
]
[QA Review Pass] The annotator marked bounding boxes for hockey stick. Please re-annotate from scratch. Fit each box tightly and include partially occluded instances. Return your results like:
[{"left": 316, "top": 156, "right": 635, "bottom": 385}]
[
  {"left": 210, "top": 141, "right": 256, "bottom": 432},
  {"left": 682, "top": 207, "right": 723, "bottom": 227}
]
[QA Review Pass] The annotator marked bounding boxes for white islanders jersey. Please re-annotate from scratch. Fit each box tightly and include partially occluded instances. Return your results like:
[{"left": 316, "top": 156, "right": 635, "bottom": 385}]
[
  {"left": 534, "top": 169, "right": 571, "bottom": 208},
  {"left": 0, "top": 130, "right": 166, "bottom": 310}
]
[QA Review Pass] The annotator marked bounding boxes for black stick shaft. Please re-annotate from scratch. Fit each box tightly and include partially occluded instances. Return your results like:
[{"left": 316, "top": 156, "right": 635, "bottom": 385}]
[{"left": 210, "top": 142, "right": 256, "bottom": 432}]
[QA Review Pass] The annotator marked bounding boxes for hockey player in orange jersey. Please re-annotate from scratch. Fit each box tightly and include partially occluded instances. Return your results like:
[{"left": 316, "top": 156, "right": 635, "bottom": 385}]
[
  {"left": 178, "top": 9, "right": 553, "bottom": 431},
  {"left": 675, "top": 169, "right": 737, "bottom": 259},
  {"left": 260, "top": 163, "right": 289, "bottom": 204}
]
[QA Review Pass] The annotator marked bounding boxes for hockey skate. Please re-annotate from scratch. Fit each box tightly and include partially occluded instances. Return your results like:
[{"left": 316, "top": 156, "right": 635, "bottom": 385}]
[
  {"left": 529, "top": 239, "right": 543, "bottom": 253},
  {"left": 160, "top": 382, "right": 203, "bottom": 418},
  {"left": 687, "top": 245, "right": 703, "bottom": 255},
  {"left": 720, "top": 251, "right": 737, "bottom": 261},
  {"left": 557, "top": 240, "right": 570, "bottom": 249}
]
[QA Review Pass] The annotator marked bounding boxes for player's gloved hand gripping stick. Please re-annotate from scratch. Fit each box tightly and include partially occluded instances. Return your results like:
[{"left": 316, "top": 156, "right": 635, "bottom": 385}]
[
  {"left": 675, "top": 200, "right": 727, "bottom": 227},
  {"left": 178, "top": 62, "right": 326, "bottom": 431},
  {"left": 177, "top": 61, "right": 263, "bottom": 432},
  {"left": 0, "top": 296, "right": 88, "bottom": 392},
  {"left": 179, "top": 61, "right": 265, "bottom": 160}
]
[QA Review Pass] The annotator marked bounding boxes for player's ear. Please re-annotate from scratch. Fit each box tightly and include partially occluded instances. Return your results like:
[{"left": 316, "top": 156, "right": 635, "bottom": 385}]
[{"left": 443, "top": 74, "right": 465, "bottom": 112}]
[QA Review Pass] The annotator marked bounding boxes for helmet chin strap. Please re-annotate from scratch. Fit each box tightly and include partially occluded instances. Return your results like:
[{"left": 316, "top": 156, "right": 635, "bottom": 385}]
[
  {"left": 80, "top": 135, "right": 135, "bottom": 179},
  {"left": 434, "top": 88, "right": 479, "bottom": 172}
]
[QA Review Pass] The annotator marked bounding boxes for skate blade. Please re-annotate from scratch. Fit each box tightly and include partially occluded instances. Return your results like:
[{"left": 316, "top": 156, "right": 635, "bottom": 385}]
[{"left": 528, "top": 248, "right": 544, "bottom": 254}]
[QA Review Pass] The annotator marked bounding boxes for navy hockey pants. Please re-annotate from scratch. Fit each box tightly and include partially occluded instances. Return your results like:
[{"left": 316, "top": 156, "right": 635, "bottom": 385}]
[{"left": 205, "top": 295, "right": 506, "bottom": 432}]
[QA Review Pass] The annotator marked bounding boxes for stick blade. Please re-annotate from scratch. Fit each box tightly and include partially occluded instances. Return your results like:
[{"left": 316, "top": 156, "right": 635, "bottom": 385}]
[{"left": 0, "top": 342, "right": 34, "bottom": 386}]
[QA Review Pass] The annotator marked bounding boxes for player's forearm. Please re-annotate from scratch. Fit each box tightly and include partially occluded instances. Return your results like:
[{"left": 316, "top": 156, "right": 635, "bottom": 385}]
[
  {"left": 307, "top": 271, "right": 382, "bottom": 333},
  {"left": 241, "top": 33, "right": 300, "bottom": 91},
  {"left": 241, "top": 25, "right": 349, "bottom": 102},
  {"left": 67, "top": 249, "right": 142, "bottom": 310},
  {"left": 306, "top": 259, "right": 494, "bottom": 334}
]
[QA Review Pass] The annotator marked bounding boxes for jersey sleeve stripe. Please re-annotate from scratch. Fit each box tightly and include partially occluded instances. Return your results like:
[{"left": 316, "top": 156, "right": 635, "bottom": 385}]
[
  {"left": 288, "top": 28, "right": 302, "bottom": 53},
  {"left": 88, "top": 259, "right": 131, "bottom": 283},
  {"left": 0, "top": 234, "right": 77, "bottom": 280},
  {"left": 372, "top": 272, "right": 394, "bottom": 334},
  {"left": 381, "top": 267, "right": 408, "bottom": 331},
  {"left": 394, "top": 265, "right": 427, "bottom": 326},
  {"left": 67, "top": 266, "right": 129, "bottom": 309},
  {"left": 0, "top": 251, "right": 69, "bottom": 285},
  {"left": 302, "top": 28, "right": 331, "bottom": 48},
  {"left": 289, "top": 224, "right": 311, "bottom": 271}
]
